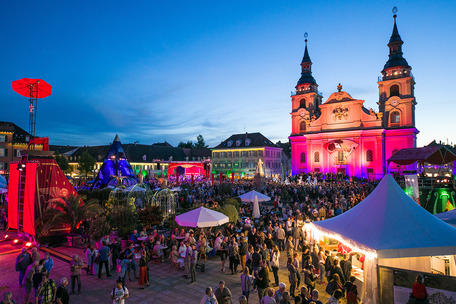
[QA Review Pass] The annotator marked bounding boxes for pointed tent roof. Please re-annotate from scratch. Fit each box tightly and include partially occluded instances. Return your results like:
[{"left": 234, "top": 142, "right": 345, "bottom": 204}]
[
  {"left": 435, "top": 209, "right": 456, "bottom": 227},
  {"left": 313, "top": 175, "right": 456, "bottom": 259}
]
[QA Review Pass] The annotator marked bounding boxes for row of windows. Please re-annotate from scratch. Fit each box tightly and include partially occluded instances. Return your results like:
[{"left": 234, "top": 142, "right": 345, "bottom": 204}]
[
  {"left": 213, "top": 150, "right": 280, "bottom": 158},
  {"left": 213, "top": 161, "right": 281, "bottom": 169},
  {"left": 0, "top": 135, "right": 7, "bottom": 142},
  {"left": 300, "top": 150, "right": 374, "bottom": 163}
]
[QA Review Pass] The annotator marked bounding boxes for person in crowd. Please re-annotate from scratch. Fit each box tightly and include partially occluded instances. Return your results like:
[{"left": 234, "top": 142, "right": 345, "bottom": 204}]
[
  {"left": 301, "top": 241, "right": 310, "bottom": 270},
  {"left": 130, "top": 230, "right": 140, "bottom": 243},
  {"left": 215, "top": 281, "right": 232, "bottom": 304},
  {"left": 15, "top": 247, "right": 32, "bottom": 286},
  {"left": 228, "top": 237, "right": 240, "bottom": 275},
  {"left": 293, "top": 252, "right": 301, "bottom": 288},
  {"left": 117, "top": 252, "right": 130, "bottom": 287},
  {"left": 260, "top": 288, "right": 276, "bottom": 304},
  {"left": 200, "top": 287, "right": 217, "bottom": 304},
  {"left": 327, "top": 289, "right": 344, "bottom": 304},
  {"left": 281, "top": 292, "right": 292, "bottom": 304},
  {"left": 271, "top": 245, "right": 280, "bottom": 287},
  {"left": 139, "top": 227, "right": 148, "bottom": 237},
  {"left": 240, "top": 267, "right": 254, "bottom": 302},
  {"left": 125, "top": 243, "right": 137, "bottom": 281},
  {"left": 239, "top": 236, "right": 248, "bottom": 271},
  {"left": 411, "top": 275, "right": 428, "bottom": 304},
  {"left": 37, "top": 273, "right": 56, "bottom": 304},
  {"left": 286, "top": 236, "right": 294, "bottom": 259},
  {"left": 317, "top": 247, "right": 326, "bottom": 285},
  {"left": 111, "top": 278, "right": 129, "bottom": 304},
  {"left": 340, "top": 254, "right": 352, "bottom": 283},
  {"left": 190, "top": 243, "right": 198, "bottom": 284},
  {"left": 287, "top": 257, "right": 298, "bottom": 298},
  {"left": 276, "top": 224, "right": 286, "bottom": 252},
  {"left": 184, "top": 241, "right": 193, "bottom": 279},
  {"left": 239, "top": 295, "right": 247, "bottom": 304},
  {"left": 98, "top": 241, "right": 112, "bottom": 279},
  {"left": 138, "top": 249, "right": 149, "bottom": 289},
  {"left": 219, "top": 237, "right": 228, "bottom": 273},
  {"left": 70, "top": 254, "right": 83, "bottom": 294},
  {"left": 111, "top": 238, "right": 122, "bottom": 272},
  {"left": 44, "top": 252, "right": 54, "bottom": 274},
  {"left": 31, "top": 247, "right": 40, "bottom": 263},
  {"left": 0, "top": 291, "right": 16, "bottom": 304},
  {"left": 329, "top": 260, "right": 346, "bottom": 285},
  {"left": 309, "top": 289, "right": 323, "bottom": 304},
  {"left": 327, "top": 274, "right": 343, "bottom": 296},
  {"left": 344, "top": 276, "right": 358, "bottom": 304},
  {"left": 55, "top": 277, "right": 69, "bottom": 304},
  {"left": 24, "top": 261, "right": 38, "bottom": 304},
  {"left": 256, "top": 260, "right": 270, "bottom": 300},
  {"left": 32, "top": 260, "right": 46, "bottom": 302},
  {"left": 273, "top": 282, "right": 286, "bottom": 303},
  {"left": 324, "top": 251, "right": 334, "bottom": 283},
  {"left": 85, "top": 244, "right": 95, "bottom": 276},
  {"left": 299, "top": 286, "right": 310, "bottom": 303}
]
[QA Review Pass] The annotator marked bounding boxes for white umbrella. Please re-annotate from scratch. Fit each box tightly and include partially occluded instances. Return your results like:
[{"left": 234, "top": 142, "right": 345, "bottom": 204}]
[
  {"left": 238, "top": 190, "right": 270, "bottom": 202},
  {"left": 252, "top": 195, "right": 261, "bottom": 219},
  {"left": 175, "top": 207, "right": 229, "bottom": 228}
]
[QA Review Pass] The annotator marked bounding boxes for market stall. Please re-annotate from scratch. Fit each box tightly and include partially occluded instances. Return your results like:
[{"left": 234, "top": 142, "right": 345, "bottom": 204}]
[{"left": 307, "top": 175, "right": 456, "bottom": 304}]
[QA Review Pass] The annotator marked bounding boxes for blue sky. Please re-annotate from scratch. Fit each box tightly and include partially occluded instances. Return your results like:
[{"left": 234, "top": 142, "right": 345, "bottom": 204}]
[{"left": 1, "top": 1, "right": 455, "bottom": 147}]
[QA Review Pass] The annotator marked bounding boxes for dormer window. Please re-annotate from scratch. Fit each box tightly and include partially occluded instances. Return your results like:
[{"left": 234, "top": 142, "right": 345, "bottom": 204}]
[
  {"left": 227, "top": 140, "right": 233, "bottom": 147},
  {"left": 236, "top": 140, "right": 242, "bottom": 146},
  {"left": 245, "top": 138, "right": 251, "bottom": 146}
]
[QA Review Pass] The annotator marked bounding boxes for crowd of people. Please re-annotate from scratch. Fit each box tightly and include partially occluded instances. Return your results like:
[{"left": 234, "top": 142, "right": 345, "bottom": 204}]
[{"left": 8, "top": 172, "right": 431, "bottom": 304}]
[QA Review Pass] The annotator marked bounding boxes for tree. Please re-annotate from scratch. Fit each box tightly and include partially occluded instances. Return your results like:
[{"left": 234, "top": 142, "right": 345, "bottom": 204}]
[
  {"left": 177, "top": 140, "right": 193, "bottom": 148},
  {"left": 77, "top": 150, "right": 96, "bottom": 179},
  {"left": 138, "top": 206, "right": 163, "bottom": 229},
  {"left": 195, "top": 134, "right": 208, "bottom": 148},
  {"left": 47, "top": 195, "right": 102, "bottom": 234},
  {"left": 220, "top": 204, "right": 239, "bottom": 223},
  {"left": 54, "top": 153, "right": 70, "bottom": 173},
  {"left": 110, "top": 205, "right": 137, "bottom": 239}
]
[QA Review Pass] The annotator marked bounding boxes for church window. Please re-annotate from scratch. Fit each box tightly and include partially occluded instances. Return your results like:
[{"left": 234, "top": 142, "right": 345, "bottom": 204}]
[
  {"left": 314, "top": 151, "right": 320, "bottom": 163},
  {"left": 300, "top": 152, "right": 306, "bottom": 163},
  {"left": 390, "top": 85, "right": 400, "bottom": 97},
  {"left": 300, "top": 99, "right": 306, "bottom": 108},
  {"left": 390, "top": 111, "right": 400, "bottom": 124},
  {"left": 236, "top": 140, "right": 242, "bottom": 146},
  {"left": 245, "top": 138, "right": 251, "bottom": 146},
  {"left": 366, "top": 150, "right": 373, "bottom": 162},
  {"left": 300, "top": 121, "right": 306, "bottom": 132},
  {"left": 227, "top": 140, "right": 233, "bottom": 147}
]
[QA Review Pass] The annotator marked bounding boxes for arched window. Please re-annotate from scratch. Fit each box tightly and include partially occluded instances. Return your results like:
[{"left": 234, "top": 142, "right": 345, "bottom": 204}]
[
  {"left": 301, "top": 152, "right": 306, "bottom": 163},
  {"left": 390, "top": 85, "right": 400, "bottom": 97},
  {"left": 300, "top": 98, "right": 306, "bottom": 108},
  {"left": 366, "top": 150, "right": 373, "bottom": 162},
  {"left": 300, "top": 121, "right": 306, "bottom": 132},
  {"left": 390, "top": 111, "right": 400, "bottom": 124},
  {"left": 314, "top": 151, "right": 320, "bottom": 163}
]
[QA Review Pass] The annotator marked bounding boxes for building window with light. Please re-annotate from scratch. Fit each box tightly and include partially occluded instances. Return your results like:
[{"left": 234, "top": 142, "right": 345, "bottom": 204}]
[
  {"left": 242, "top": 151, "right": 247, "bottom": 157},
  {"left": 314, "top": 151, "right": 320, "bottom": 163},
  {"left": 390, "top": 111, "right": 400, "bottom": 124},
  {"left": 258, "top": 151, "right": 263, "bottom": 157},
  {"left": 390, "top": 84, "right": 400, "bottom": 97},
  {"left": 0, "top": 149, "right": 5, "bottom": 157},
  {"left": 0, "top": 135, "right": 5, "bottom": 142},
  {"left": 228, "top": 152, "right": 232, "bottom": 158},
  {"left": 300, "top": 121, "right": 306, "bottom": 132},
  {"left": 301, "top": 152, "right": 306, "bottom": 163},
  {"left": 366, "top": 150, "right": 373, "bottom": 162},
  {"left": 234, "top": 151, "right": 239, "bottom": 157}
]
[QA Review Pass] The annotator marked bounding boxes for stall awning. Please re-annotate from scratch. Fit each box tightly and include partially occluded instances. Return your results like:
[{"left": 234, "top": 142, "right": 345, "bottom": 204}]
[{"left": 387, "top": 145, "right": 456, "bottom": 166}]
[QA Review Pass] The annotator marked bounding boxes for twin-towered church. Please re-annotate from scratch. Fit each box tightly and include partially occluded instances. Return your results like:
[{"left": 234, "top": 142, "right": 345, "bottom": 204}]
[{"left": 289, "top": 14, "right": 418, "bottom": 179}]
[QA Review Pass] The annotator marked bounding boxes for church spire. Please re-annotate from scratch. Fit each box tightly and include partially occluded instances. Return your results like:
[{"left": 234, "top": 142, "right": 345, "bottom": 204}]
[
  {"left": 382, "top": 9, "right": 410, "bottom": 75},
  {"left": 296, "top": 33, "right": 317, "bottom": 94}
]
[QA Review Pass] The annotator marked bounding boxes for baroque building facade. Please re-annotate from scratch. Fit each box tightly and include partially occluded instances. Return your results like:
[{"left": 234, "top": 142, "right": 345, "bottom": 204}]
[{"left": 289, "top": 15, "right": 418, "bottom": 179}]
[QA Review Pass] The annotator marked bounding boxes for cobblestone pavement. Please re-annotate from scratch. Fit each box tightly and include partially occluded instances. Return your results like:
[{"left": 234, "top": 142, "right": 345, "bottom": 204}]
[{"left": 0, "top": 235, "right": 332, "bottom": 303}]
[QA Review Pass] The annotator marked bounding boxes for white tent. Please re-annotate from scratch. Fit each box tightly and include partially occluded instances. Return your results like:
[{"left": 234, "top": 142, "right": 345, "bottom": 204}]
[
  {"left": 310, "top": 175, "right": 456, "bottom": 304},
  {"left": 238, "top": 190, "right": 270, "bottom": 202}
]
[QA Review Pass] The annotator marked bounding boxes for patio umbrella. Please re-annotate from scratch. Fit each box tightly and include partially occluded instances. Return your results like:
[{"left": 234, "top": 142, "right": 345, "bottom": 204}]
[
  {"left": 238, "top": 190, "right": 270, "bottom": 202},
  {"left": 12, "top": 78, "right": 52, "bottom": 99},
  {"left": 252, "top": 196, "right": 261, "bottom": 219},
  {"left": 175, "top": 207, "right": 229, "bottom": 228}
]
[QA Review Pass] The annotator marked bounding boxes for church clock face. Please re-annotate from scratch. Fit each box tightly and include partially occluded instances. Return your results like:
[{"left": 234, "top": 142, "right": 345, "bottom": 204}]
[
  {"left": 300, "top": 111, "right": 305, "bottom": 117},
  {"left": 391, "top": 99, "right": 399, "bottom": 107}
]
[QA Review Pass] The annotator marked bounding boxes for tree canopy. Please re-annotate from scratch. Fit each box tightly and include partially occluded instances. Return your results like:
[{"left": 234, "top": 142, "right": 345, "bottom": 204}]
[
  {"left": 178, "top": 134, "right": 208, "bottom": 149},
  {"left": 77, "top": 150, "right": 97, "bottom": 178}
]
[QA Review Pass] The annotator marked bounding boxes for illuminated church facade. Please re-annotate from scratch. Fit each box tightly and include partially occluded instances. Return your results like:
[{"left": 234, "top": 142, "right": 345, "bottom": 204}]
[{"left": 289, "top": 15, "right": 418, "bottom": 179}]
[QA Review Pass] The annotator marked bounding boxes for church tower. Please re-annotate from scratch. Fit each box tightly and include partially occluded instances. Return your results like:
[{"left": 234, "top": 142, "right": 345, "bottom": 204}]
[
  {"left": 290, "top": 35, "right": 323, "bottom": 135},
  {"left": 377, "top": 12, "right": 417, "bottom": 128}
]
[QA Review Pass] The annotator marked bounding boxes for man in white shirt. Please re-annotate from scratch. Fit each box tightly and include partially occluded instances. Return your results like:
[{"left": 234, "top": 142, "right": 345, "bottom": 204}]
[{"left": 111, "top": 279, "right": 129, "bottom": 304}]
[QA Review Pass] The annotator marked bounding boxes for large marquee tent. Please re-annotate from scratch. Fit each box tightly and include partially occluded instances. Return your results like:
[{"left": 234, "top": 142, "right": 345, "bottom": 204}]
[{"left": 309, "top": 174, "right": 456, "bottom": 304}]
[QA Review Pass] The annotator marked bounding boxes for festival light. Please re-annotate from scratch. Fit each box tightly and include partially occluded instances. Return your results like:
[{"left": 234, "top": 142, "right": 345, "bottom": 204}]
[
  {"left": 13, "top": 239, "right": 19, "bottom": 244},
  {"left": 25, "top": 242, "right": 32, "bottom": 247},
  {"left": 4, "top": 235, "right": 8, "bottom": 239},
  {"left": 307, "top": 222, "right": 378, "bottom": 259}
]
